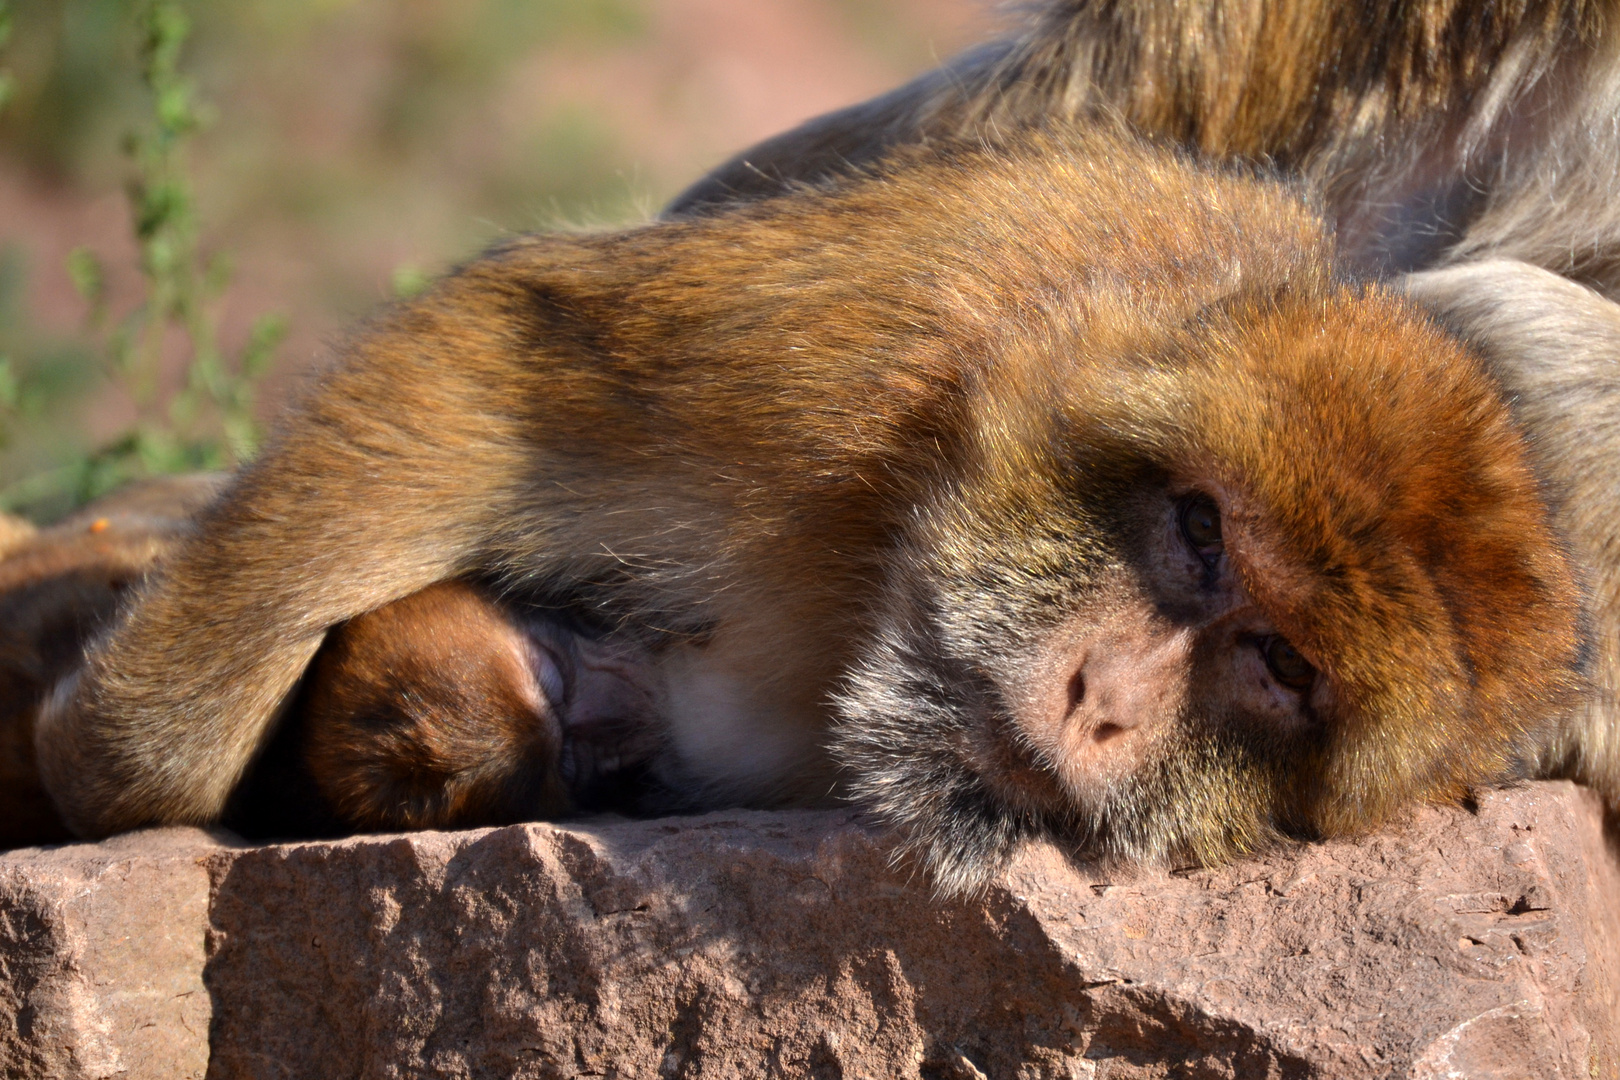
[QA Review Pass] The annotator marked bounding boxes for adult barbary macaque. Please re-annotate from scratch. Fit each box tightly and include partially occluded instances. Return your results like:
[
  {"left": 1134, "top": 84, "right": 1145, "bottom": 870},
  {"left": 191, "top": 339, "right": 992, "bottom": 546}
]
[
  {"left": 660, "top": 0, "right": 1620, "bottom": 834},
  {"left": 34, "top": 128, "right": 1582, "bottom": 891},
  {"left": 282, "top": 0, "right": 1620, "bottom": 854}
]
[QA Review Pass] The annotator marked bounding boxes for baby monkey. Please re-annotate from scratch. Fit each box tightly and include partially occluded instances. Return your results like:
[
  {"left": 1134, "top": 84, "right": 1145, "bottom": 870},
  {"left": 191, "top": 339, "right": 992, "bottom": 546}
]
[
  {"left": 37, "top": 127, "right": 1582, "bottom": 893},
  {"left": 301, "top": 580, "right": 667, "bottom": 829}
]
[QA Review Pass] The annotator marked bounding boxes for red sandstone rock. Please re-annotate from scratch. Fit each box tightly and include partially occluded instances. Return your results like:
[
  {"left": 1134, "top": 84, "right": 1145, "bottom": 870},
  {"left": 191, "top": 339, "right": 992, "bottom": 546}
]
[
  {"left": 0, "top": 829, "right": 212, "bottom": 1080},
  {"left": 1, "top": 781, "right": 1616, "bottom": 1078}
]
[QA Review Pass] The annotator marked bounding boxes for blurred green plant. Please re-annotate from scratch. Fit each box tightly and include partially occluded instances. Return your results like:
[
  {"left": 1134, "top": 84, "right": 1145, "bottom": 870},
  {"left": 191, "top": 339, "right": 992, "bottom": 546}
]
[
  {"left": 0, "top": 0, "right": 13, "bottom": 116},
  {"left": 0, "top": 246, "right": 99, "bottom": 456},
  {"left": 390, "top": 263, "right": 432, "bottom": 300},
  {"left": 2, "top": 0, "right": 284, "bottom": 514},
  {"left": 0, "top": 0, "right": 18, "bottom": 445}
]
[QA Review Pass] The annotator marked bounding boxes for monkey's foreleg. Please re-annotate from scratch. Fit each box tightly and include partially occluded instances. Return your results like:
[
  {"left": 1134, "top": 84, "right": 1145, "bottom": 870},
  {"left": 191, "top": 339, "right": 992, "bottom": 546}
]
[{"left": 35, "top": 304, "right": 545, "bottom": 838}]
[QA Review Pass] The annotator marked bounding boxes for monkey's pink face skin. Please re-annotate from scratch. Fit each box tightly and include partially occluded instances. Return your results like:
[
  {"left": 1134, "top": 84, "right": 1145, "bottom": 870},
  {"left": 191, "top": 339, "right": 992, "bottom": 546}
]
[{"left": 994, "top": 490, "right": 1330, "bottom": 812}]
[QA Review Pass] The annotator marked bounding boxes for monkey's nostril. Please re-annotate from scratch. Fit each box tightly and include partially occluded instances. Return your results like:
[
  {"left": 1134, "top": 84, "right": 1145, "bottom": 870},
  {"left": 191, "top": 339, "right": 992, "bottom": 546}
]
[
  {"left": 1067, "top": 669, "right": 1086, "bottom": 711},
  {"left": 1093, "top": 722, "right": 1126, "bottom": 744}
]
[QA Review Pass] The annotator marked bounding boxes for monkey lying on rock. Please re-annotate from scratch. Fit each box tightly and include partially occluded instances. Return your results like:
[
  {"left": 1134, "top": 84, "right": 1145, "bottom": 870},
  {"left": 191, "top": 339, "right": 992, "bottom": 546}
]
[
  {"left": 284, "top": 0, "right": 1620, "bottom": 869},
  {"left": 661, "top": 0, "right": 1620, "bottom": 837},
  {"left": 29, "top": 127, "right": 1582, "bottom": 893}
]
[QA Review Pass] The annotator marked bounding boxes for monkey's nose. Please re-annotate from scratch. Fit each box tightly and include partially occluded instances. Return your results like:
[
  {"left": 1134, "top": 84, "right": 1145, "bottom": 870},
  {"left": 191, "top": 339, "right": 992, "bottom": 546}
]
[
  {"left": 1025, "top": 623, "right": 1191, "bottom": 789},
  {"left": 1066, "top": 670, "right": 1129, "bottom": 743},
  {"left": 1062, "top": 651, "right": 1159, "bottom": 734},
  {"left": 1062, "top": 660, "right": 1148, "bottom": 744}
]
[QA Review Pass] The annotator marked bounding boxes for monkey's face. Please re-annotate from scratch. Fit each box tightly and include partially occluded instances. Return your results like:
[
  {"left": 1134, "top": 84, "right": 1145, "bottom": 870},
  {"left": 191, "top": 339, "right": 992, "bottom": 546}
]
[
  {"left": 833, "top": 287, "right": 1585, "bottom": 895},
  {"left": 989, "top": 487, "right": 1326, "bottom": 820},
  {"left": 834, "top": 468, "right": 1321, "bottom": 892}
]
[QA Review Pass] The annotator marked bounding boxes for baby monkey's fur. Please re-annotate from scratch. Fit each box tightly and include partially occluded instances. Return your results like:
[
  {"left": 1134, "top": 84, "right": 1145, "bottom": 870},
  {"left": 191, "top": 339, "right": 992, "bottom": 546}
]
[{"left": 31, "top": 128, "right": 1582, "bottom": 892}]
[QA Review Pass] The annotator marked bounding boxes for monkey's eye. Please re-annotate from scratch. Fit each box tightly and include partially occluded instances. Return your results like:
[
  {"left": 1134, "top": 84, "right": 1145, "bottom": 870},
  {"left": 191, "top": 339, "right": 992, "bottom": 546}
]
[
  {"left": 1262, "top": 635, "right": 1315, "bottom": 690},
  {"left": 1178, "top": 494, "right": 1223, "bottom": 561}
]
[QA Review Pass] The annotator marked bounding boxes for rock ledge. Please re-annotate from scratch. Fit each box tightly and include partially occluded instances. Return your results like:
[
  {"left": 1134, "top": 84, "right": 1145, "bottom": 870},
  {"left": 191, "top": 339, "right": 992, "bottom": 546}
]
[{"left": 2, "top": 781, "right": 1617, "bottom": 1079}]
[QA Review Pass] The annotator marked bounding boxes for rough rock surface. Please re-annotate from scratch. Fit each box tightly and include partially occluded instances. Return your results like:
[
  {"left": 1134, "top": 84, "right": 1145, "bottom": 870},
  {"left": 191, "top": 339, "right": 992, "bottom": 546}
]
[
  {"left": 0, "top": 829, "right": 212, "bottom": 1080},
  {"left": 1, "top": 781, "right": 1616, "bottom": 1079}
]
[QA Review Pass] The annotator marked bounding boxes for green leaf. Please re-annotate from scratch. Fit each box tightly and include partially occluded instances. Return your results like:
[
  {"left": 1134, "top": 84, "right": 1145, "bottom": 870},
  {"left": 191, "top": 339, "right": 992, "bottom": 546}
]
[
  {"left": 0, "top": 355, "right": 16, "bottom": 410},
  {"left": 240, "top": 313, "right": 288, "bottom": 378},
  {"left": 136, "top": 180, "right": 189, "bottom": 242},
  {"left": 156, "top": 82, "right": 197, "bottom": 136},
  {"left": 141, "top": 2, "right": 192, "bottom": 80}
]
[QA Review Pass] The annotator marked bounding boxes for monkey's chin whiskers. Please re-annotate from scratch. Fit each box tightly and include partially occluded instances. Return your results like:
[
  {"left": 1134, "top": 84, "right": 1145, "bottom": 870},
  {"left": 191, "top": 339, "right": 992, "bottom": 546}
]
[{"left": 835, "top": 643, "right": 1292, "bottom": 894}]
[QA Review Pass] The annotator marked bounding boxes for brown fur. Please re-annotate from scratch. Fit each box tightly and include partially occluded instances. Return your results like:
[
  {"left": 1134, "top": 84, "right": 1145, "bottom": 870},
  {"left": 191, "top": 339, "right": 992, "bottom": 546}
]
[
  {"left": 670, "top": 0, "right": 1620, "bottom": 289},
  {"left": 0, "top": 474, "right": 224, "bottom": 847},
  {"left": 301, "top": 580, "right": 570, "bottom": 830},
  {"left": 661, "top": 0, "right": 1620, "bottom": 844},
  {"left": 32, "top": 128, "right": 1581, "bottom": 891},
  {"left": 1403, "top": 260, "right": 1620, "bottom": 812}
]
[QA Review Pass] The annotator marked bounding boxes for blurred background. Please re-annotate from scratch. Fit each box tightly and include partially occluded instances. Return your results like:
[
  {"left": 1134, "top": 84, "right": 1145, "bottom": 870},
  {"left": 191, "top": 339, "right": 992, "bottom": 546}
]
[{"left": 0, "top": 0, "right": 994, "bottom": 519}]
